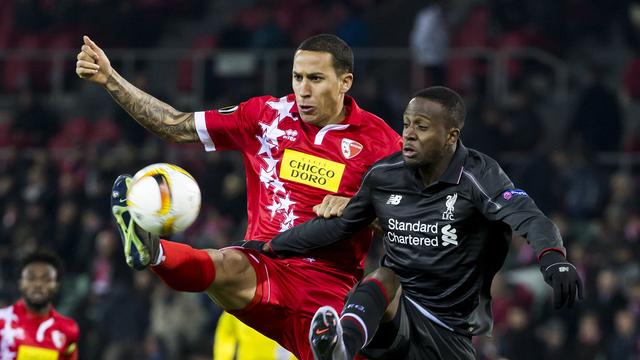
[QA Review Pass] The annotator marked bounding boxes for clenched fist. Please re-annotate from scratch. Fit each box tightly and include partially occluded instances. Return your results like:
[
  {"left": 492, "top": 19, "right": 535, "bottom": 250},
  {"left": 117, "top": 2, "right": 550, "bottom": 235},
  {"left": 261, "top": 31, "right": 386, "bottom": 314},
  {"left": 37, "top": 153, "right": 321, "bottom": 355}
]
[{"left": 75, "top": 36, "right": 112, "bottom": 85}]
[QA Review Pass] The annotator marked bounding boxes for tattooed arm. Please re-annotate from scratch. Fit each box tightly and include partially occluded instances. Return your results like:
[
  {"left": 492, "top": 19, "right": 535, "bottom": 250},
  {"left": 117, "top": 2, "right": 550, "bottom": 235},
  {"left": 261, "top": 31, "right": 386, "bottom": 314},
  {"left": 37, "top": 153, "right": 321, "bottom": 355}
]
[
  {"left": 104, "top": 69, "right": 197, "bottom": 142},
  {"left": 76, "top": 36, "right": 197, "bottom": 143}
]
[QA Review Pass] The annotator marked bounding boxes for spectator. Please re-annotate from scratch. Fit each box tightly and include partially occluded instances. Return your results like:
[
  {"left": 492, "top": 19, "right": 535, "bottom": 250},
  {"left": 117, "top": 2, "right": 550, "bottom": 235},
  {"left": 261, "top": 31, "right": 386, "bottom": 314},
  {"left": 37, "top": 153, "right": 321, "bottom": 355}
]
[
  {"left": 570, "top": 65, "right": 622, "bottom": 154},
  {"left": 150, "top": 285, "right": 208, "bottom": 359},
  {"left": 498, "top": 307, "right": 539, "bottom": 360},
  {"left": 572, "top": 312, "right": 605, "bottom": 360},
  {"left": 410, "top": 0, "right": 449, "bottom": 87},
  {"left": 606, "top": 309, "right": 639, "bottom": 359},
  {"left": 583, "top": 269, "right": 627, "bottom": 335},
  {"left": 537, "top": 318, "right": 571, "bottom": 360}
]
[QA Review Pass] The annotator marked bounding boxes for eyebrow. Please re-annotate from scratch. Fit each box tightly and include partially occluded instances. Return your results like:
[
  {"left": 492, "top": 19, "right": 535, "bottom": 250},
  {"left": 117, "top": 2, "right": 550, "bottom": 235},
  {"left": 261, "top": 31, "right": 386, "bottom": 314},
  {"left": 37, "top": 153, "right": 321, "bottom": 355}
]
[
  {"left": 403, "top": 113, "right": 432, "bottom": 122},
  {"left": 292, "top": 71, "right": 325, "bottom": 77}
]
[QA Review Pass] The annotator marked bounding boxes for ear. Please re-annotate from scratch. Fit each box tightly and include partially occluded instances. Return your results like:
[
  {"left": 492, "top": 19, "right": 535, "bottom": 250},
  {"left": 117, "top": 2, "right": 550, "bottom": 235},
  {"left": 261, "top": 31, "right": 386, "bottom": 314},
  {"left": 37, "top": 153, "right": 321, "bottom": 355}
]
[
  {"left": 447, "top": 128, "right": 460, "bottom": 145},
  {"left": 339, "top": 72, "right": 353, "bottom": 94}
]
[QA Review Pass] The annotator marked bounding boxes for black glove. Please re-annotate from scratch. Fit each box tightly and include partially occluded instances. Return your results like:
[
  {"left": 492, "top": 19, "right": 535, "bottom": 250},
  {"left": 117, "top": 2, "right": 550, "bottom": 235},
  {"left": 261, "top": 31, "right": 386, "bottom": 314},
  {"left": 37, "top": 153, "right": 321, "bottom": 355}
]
[
  {"left": 229, "top": 240, "right": 276, "bottom": 256},
  {"left": 540, "top": 251, "right": 584, "bottom": 309}
]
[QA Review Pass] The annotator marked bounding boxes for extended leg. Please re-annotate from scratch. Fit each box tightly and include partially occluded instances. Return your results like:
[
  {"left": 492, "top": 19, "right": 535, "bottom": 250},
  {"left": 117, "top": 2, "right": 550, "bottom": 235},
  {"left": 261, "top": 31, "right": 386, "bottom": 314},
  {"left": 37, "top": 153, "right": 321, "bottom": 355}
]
[{"left": 111, "top": 175, "right": 257, "bottom": 310}]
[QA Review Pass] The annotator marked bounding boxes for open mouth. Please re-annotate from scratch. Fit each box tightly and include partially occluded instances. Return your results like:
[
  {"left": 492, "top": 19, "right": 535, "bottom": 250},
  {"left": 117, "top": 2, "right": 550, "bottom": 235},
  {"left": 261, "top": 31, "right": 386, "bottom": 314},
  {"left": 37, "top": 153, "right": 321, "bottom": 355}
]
[
  {"left": 403, "top": 146, "right": 416, "bottom": 158},
  {"left": 298, "top": 105, "right": 315, "bottom": 114}
]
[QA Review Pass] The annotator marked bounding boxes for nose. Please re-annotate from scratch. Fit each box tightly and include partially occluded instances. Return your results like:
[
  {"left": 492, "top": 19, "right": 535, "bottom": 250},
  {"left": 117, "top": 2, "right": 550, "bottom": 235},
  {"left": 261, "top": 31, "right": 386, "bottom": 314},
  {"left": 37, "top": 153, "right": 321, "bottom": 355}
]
[
  {"left": 403, "top": 125, "right": 416, "bottom": 140},
  {"left": 299, "top": 79, "right": 311, "bottom": 98}
]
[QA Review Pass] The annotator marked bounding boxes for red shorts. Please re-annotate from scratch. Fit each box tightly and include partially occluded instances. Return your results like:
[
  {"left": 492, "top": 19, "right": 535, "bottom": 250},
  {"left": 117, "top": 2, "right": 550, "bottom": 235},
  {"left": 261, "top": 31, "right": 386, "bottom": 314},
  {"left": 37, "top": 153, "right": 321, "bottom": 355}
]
[{"left": 226, "top": 248, "right": 359, "bottom": 360}]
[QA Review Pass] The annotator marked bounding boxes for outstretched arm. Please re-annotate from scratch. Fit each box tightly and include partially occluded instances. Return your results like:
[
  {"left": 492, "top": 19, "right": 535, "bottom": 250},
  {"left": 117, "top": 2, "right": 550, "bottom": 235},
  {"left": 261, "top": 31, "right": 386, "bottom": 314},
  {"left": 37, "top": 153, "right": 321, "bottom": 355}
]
[
  {"left": 269, "top": 173, "right": 377, "bottom": 255},
  {"left": 313, "top": 195, "right": 384, "bottom": 235},
  {"left": 76, "top": 36, "right": 198, "bottom": 143},
  {"left": 483, "top": 192, "right": 584, "bottom": 308},
  {"left": 469, "top": 165, "right": 583, "bottom": 308}
]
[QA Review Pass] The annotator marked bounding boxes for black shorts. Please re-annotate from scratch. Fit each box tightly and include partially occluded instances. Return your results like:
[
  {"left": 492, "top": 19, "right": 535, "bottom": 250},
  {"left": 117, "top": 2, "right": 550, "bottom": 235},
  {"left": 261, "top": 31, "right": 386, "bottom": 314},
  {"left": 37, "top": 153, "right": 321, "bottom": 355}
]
[{"left": 360, "top": 294, "right": 475, "bottom": 360}]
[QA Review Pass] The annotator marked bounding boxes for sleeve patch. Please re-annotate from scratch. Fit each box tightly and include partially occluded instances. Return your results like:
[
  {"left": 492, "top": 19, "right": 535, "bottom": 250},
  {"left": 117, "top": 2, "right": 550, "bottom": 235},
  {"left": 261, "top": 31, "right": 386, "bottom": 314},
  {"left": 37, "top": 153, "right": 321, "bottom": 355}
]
[{"left": 502, "top": 189, "right": 529, "bottom": 200}]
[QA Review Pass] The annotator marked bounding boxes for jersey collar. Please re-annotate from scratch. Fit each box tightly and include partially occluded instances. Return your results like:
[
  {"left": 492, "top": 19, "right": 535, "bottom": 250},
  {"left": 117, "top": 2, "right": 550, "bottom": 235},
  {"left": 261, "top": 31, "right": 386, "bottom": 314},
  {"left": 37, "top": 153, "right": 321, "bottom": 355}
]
[
  {"left": 439, "top": 140, "right": 468, "bottom": 185},
  {"left": 16, "top": 299, "right": 54, "bottom": 319},
  {"left": 341, "top": 95, "right": 362, "bottom": 126},
  {"left": 289, "top": 94, "right": 362, "bottom": 127}
]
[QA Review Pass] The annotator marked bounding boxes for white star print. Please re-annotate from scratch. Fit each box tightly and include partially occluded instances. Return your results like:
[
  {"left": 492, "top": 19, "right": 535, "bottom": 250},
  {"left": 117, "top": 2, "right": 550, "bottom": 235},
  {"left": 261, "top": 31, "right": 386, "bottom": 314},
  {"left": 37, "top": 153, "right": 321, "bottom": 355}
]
[
  {"left": 0, "top": 308, "right": 16, "bottom": 324},
  {"left": 260, "top": 119, "right": 286, "bottom": 146},
  {"left": 256, "top": 96, "right": 300, "bottom": 231},
  {"left": 266, "top": 200, "right": 281, "bottom": 218},
  {"left": 262, "top": 155, "right": 279, "bottom": 173},
  {"left": 279, "top": 193, "right": 296, "bottom": 211},
  {"left": 279, "top": 221, "right": 292, "bottom": 232},
  {"left": 0, "top": 325, "right": 24, "bottom": 347},
  {"left": 271, "top": 178, "right": 286, "bottom": 195},
  {"left": 256, "top": 135, "right": 275, "bottom": 156},
  {"left": 283, "top": 210, "right": 299, "bottom": 226},
  {"left": 260, "top": 168, "right": 276, "bottom": 186},
  {"left": 266, "top": 96, "right": 294, "bottom": 123},
  {"left": 0, "top": 349, "right": 16, "bottom": 360}
]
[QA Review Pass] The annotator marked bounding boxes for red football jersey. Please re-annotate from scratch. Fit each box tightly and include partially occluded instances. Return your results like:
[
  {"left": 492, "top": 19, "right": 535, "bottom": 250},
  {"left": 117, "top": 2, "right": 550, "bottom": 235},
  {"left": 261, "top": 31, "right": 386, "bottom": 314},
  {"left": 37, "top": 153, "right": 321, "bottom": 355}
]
[
  {"left": 0, "top": 300, "right": 79, "bottom": 360},
  {"left": 195, "top": 94, "right": 401, "bottom": 272}
]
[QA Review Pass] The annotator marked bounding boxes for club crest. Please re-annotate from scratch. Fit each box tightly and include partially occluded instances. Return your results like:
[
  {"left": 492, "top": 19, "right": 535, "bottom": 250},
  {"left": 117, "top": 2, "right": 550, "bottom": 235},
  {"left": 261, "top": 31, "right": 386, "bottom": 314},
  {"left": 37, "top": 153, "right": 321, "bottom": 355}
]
[{"left": 341, "top": 138, "right": 363, "bottom": 159}]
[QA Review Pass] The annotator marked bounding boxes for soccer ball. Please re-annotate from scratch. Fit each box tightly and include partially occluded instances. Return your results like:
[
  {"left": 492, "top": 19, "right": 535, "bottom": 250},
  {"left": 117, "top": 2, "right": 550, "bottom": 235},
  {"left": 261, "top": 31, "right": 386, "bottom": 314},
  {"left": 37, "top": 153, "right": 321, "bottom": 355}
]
[{"left": 127, "top": 163, "right": 201, "bottom": 235}]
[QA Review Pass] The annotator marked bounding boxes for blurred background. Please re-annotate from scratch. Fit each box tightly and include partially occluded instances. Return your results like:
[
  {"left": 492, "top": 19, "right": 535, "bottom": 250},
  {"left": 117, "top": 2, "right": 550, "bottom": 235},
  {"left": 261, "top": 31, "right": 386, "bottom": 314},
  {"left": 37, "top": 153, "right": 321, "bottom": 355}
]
[{"left": 0, "top": 0, "right": 639, "bottom": 358}]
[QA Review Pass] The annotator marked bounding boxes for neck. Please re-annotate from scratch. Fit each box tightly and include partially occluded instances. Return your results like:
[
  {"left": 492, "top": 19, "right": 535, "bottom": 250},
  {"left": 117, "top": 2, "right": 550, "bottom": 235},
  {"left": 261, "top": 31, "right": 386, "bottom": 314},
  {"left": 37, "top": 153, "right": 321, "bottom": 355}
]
[
  {"left": 323, "top": 104, "right": 346, "bottom": 126},
  {"left": 22, "top": 299, "right": 52, "bottom": 316},
  {"left": 320, "top": 94, "right": 347, "bottom": 126},
  {"left": 418, "top": 143, "right": 457, "bottom": 187}
]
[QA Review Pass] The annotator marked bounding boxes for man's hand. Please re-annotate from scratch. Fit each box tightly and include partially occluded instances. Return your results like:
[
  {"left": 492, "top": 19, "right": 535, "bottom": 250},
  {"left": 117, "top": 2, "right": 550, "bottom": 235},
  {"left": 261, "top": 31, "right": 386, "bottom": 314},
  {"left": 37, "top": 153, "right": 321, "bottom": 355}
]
[
  {"left": 313, "top": 195, "right": 350, "bottom": 218},
  {"left": 540, "top": 251, "right": 584, "bottom": 309},
  {"left": 75, "top": 35, "right": 112, "bottom": 85}
]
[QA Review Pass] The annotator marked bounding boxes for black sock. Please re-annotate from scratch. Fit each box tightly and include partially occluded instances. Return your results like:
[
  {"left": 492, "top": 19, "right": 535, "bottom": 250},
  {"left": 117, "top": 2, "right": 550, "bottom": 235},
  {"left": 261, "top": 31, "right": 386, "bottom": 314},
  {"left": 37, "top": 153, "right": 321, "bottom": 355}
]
[
  {"left": 368, "top": 305, "right": 402, "bottom": 349},
  {"left": 340, "top": 279, "right": 390, "bottom": 358}
]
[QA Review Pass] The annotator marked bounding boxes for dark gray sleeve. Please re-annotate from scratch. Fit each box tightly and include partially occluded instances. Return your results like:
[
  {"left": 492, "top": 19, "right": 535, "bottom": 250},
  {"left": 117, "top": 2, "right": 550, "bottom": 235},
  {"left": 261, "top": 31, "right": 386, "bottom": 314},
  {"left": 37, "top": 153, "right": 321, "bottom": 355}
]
[
  {"left": 466, "top": 164, "right": 566, "bottom": 257},
  {"left": 269, "top": 170, "right": 378, "bottom": 255}
]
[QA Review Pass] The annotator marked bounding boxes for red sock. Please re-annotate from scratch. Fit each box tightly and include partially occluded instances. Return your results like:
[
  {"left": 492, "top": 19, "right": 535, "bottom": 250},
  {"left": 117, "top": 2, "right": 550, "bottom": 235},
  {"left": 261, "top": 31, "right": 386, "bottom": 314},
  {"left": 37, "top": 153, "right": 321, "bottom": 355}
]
[{"left": 151, "top": 240, "right": 216, "bottom": 292}]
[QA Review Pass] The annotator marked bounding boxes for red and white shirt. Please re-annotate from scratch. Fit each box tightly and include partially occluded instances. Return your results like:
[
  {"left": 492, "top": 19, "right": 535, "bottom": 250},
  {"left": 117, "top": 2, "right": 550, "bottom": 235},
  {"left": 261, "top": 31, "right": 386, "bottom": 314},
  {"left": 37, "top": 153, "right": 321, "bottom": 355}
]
[
  {"left": 0, "top": 300, "right": 79, "bottom": 360},
  {"left": 195, "top": 94, "right": 402, "bottom": 272}
]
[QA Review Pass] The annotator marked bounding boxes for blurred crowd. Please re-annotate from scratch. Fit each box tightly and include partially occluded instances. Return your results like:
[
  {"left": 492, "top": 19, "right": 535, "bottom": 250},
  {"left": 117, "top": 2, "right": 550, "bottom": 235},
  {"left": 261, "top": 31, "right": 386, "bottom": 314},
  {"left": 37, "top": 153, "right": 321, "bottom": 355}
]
[{"left": 1, "top": 0, "right": 640, "bottom": 359}]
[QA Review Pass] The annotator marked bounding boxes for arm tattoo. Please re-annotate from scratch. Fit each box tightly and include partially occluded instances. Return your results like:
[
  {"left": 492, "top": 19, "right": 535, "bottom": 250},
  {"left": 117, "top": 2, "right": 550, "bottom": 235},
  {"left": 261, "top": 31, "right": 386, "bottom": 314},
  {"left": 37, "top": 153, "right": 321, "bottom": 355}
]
[{"left": 104, "top": 69, "right": 197, "bottom": 143}]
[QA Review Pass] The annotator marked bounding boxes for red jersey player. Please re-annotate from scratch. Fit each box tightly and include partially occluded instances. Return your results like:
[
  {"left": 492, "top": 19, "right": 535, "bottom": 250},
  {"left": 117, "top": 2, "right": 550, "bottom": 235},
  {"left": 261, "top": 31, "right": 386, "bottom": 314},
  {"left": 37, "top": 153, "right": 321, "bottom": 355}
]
[
  {"left": 77, "top": 34, "right": 401, "bottom": 359},
  {"left": 0, "top": 251, "right": 79, "bottom": 360}
]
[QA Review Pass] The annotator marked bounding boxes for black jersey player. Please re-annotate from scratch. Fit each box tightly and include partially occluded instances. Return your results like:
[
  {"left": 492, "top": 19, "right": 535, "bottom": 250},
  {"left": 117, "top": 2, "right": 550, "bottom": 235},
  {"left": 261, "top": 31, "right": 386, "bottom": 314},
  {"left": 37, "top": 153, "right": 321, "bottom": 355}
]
[{"left": 263, "top": 86, "right": 583, "bottom": 360}]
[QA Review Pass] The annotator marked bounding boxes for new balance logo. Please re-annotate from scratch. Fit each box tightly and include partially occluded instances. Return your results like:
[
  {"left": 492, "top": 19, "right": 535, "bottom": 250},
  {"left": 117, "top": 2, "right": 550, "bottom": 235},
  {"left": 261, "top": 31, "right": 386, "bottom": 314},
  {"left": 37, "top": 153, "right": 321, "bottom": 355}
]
[{"left": 386, "top": 195, "right": 402, "bottom": 205}]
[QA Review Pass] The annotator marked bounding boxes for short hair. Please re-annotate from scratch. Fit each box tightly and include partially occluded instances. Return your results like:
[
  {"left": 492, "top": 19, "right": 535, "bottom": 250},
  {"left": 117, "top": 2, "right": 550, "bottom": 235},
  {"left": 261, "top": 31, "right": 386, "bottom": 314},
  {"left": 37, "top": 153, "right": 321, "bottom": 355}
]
[
  {"left": 19, "top": 250, "right": 63, "bottom": 279},
  {"left": 297, "top": 34, "right": 354, "bottom": 75},
  {"left": 413, "top": 86, "right": 466, "bottom": 129}
]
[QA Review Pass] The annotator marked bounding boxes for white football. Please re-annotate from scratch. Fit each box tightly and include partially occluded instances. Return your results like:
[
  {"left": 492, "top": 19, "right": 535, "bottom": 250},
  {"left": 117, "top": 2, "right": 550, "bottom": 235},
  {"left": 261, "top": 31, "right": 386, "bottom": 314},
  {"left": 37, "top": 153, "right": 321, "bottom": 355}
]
[{"left": 127, "top": 163, "right": 201, "bottom": 235}]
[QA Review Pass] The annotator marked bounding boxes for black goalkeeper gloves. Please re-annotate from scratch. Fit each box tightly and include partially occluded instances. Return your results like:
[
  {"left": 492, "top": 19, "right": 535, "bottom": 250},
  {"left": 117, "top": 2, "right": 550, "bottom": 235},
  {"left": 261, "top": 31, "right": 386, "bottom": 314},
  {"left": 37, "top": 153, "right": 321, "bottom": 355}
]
[{"left": 539, "top": 251, "right": 584, "bottom": 309}]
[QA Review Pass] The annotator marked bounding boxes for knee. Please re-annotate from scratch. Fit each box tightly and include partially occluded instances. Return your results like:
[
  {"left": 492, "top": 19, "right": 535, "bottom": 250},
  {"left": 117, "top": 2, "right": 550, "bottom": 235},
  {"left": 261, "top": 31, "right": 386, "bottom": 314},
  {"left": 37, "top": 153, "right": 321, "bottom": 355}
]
[{"left": 364, "top": 267, "right": 400, "bottom": 298}]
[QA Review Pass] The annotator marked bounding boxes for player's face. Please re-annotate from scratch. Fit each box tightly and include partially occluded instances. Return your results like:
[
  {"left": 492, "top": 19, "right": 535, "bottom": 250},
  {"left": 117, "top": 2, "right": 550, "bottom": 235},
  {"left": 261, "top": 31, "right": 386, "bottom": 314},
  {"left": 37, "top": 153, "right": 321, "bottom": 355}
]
[
  {"left": 20, "top": 262, "right": 58, "bottom": 310},
  {"left": 292, "top": 50, "right": 353, "bottom": 127},
  {"left": 402, "top": 98, "right": 458, "bottom": 168}
]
